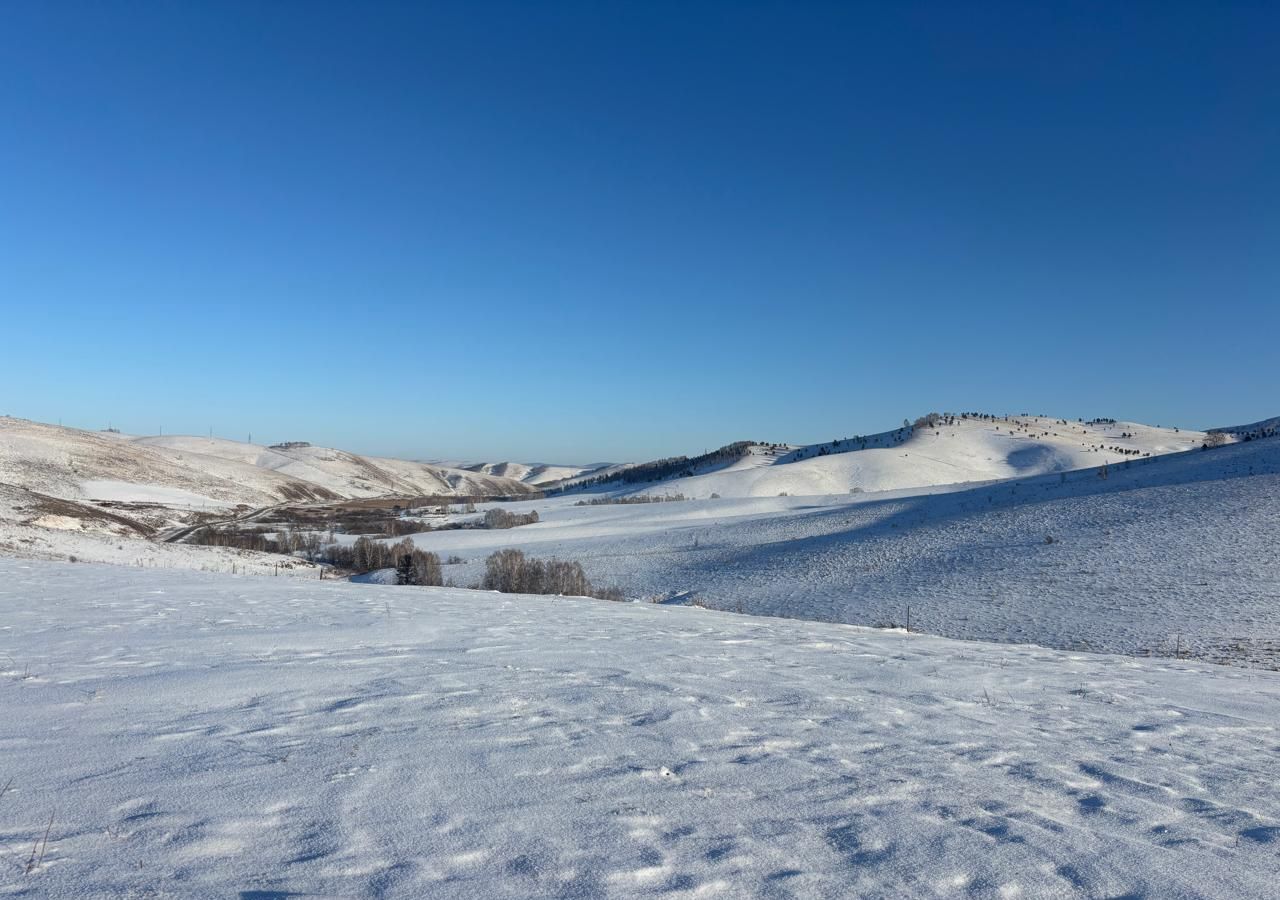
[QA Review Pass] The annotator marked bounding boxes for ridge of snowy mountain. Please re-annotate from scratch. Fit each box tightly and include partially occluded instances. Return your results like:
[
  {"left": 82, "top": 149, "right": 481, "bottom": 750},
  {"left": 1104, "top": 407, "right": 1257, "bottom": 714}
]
[
  {"left": 455, "top": 460, "right": 610, "bottom": 486},
  {"left": 0, "top": 417, "right": 533, "bottom": 509},
  {"left": 1210, "top": 415, "right": 1280, "bottom": 440},
  {"left": 567, "top": 413, "right": 1214, "bottom": 499},
  {"left": 131, "top": 435, "right": 537, "bottom": 499}
]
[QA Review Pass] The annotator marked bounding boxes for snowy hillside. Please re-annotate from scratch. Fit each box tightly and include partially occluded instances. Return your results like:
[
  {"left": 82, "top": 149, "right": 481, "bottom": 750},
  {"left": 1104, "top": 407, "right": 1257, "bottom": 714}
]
[
  {"left": 133, "top": 435, "right": 536, "bottom": 499},
  {"left": 0, "top": 482, "right": 320, "bottom": 576},
  {"left": 3, "top": 558, "right": 1278, "bottom": 897},
  {"left": 0, "top": 418, "right": 532, "bottom": 512},
  {"left": 0, "top": 416, "right": 329, "bottom": 509},
  {"left": 458, "top": 460, "right": 608, "bottom": 486},
  {"left": 404, "top": 437, "right": 1280, "bottom": 667},
  {"left": 1211, "top": 415, "right": 1280, "bottom": 441},
  {"left": 593, "top": 415, "right": 1212, "bottom": 499}
]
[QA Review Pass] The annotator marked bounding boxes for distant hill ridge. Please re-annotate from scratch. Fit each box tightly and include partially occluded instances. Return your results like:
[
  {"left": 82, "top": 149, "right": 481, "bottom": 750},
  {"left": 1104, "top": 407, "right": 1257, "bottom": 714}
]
[
  {"left": 0, "top": 417, "right": 534, "bottom": 510},
  {"left": 552, "top": 411, "right": 1235, "bottom": 499}
]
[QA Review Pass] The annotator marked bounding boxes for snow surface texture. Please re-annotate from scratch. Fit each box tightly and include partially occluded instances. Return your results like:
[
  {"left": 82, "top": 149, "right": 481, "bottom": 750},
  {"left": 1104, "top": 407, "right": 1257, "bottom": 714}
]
[
  {"left": 404, "top": 439, "right": 1280, "bottom": 668},
  {"left": 3, "top": 559, "right": 1278, "bottom": 897}
]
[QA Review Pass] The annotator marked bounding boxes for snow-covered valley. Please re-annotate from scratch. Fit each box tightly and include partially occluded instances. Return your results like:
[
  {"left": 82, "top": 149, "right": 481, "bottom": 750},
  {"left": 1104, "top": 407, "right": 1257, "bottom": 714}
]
[
  {"left": 398, "top": 436, "right": 1280, "bottom": 668},
  {"left": 2, "top": 411, "right": 1278, "bottom": 895},
  {"left": 1, "top": 413, "right": 1276, "bottom": 667}
]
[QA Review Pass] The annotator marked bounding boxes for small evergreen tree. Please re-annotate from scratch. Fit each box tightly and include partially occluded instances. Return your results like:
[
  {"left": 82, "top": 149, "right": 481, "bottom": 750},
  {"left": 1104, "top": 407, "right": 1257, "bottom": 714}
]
[{"left": 395, "top": 553, "right": 414, "bottom": 585}]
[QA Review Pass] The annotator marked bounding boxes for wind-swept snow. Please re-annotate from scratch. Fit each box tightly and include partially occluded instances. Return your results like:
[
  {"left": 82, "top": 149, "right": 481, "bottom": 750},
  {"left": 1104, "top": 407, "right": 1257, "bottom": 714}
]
[{"left": 2, "top": 559, "right": 1278, "bottom": 897}]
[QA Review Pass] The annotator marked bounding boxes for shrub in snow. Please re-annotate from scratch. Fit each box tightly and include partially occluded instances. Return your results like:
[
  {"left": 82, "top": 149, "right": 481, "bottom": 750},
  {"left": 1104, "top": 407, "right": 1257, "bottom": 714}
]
[
  {"left": 484, "top": 508, "right": 540, "bottom": 529},
  {"left": 397, "top": 548, "right": 443, "bottom": 586},
  {"left": 481, "top": 549, "right": 622, "bottom": 600}
]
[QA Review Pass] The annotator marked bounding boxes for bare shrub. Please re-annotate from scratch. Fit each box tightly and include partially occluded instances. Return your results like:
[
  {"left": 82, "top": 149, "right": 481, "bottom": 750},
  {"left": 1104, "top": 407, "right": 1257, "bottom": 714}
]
[
  {"left": 544, "top": 559, "right": 591, "bottom": 596},
  {"left": 383, "top": 518, "right": 435, "bottom": 536},
  {"left": 483, "top": 508, "right": 540, "bottom": 529},
  {"left": 481, "top": 549, "right": 622, "bottom": 600},
  {"left": 574, "top": 493, "right": 686, "bottom": 506},
  {"left": 481, "top": 549, "right": 532, "bottom": 593}
]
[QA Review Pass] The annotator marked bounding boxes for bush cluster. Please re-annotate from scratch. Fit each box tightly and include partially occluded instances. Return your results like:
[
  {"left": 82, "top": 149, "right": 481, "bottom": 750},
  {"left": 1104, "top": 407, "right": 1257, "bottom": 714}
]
[
  {"left": 483, "top": 508, "right": 540, "bottom": 529},
  {"left": 574, "top": 493, "right": 686, "bottom": 506},
  {"left": 480, "top": 549, "right": 624, "bottom": 601},
  {"left": 327, "top": 536, "right": 442, "bottom": 583}
]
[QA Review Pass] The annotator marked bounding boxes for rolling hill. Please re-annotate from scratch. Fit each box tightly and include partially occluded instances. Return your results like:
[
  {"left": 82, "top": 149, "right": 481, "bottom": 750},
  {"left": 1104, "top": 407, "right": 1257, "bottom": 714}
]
[
  {"left": 133, "top": 434, "right": 536, "bottom": 500},
  {"left": 456, "top": 460, "right": 609, "bottom": 487},
  {"left": 1211, "top": 415, "right": 1280, "bottom": 441},
  {"left": 567, "top": 413, "right": 1214, "bottom": 499},
  {"left": 403, "top": 431, "right": 1279, "bottom": 666},
  {"left": 0, "top": 417, "right": 535, "bottom": 511}
]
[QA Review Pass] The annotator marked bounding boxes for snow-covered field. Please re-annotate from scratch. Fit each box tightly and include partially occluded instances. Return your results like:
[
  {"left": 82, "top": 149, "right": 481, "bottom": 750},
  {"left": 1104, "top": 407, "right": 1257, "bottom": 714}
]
[
  {"left": 402, "top": 438, "right": 1280, "bottom": 667},
  {"left": 3, "top": 558, "right": 1278, "bottom": 897}
]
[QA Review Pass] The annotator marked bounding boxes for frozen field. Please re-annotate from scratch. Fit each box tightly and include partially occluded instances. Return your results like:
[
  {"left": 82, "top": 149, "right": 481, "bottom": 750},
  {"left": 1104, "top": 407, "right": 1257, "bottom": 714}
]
[
  {"left": 2, "top": 559, "right": 1278, "bottom": 897},
  {"left": 404, "top": 439, "right": 1280, "bottom": 667}
]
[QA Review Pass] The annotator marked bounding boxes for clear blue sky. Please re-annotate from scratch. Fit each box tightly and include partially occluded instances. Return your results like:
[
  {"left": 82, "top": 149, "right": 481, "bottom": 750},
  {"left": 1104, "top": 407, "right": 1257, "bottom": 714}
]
[{"left": 2, "top": 2, "right": 1276, "bottom": 462}]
